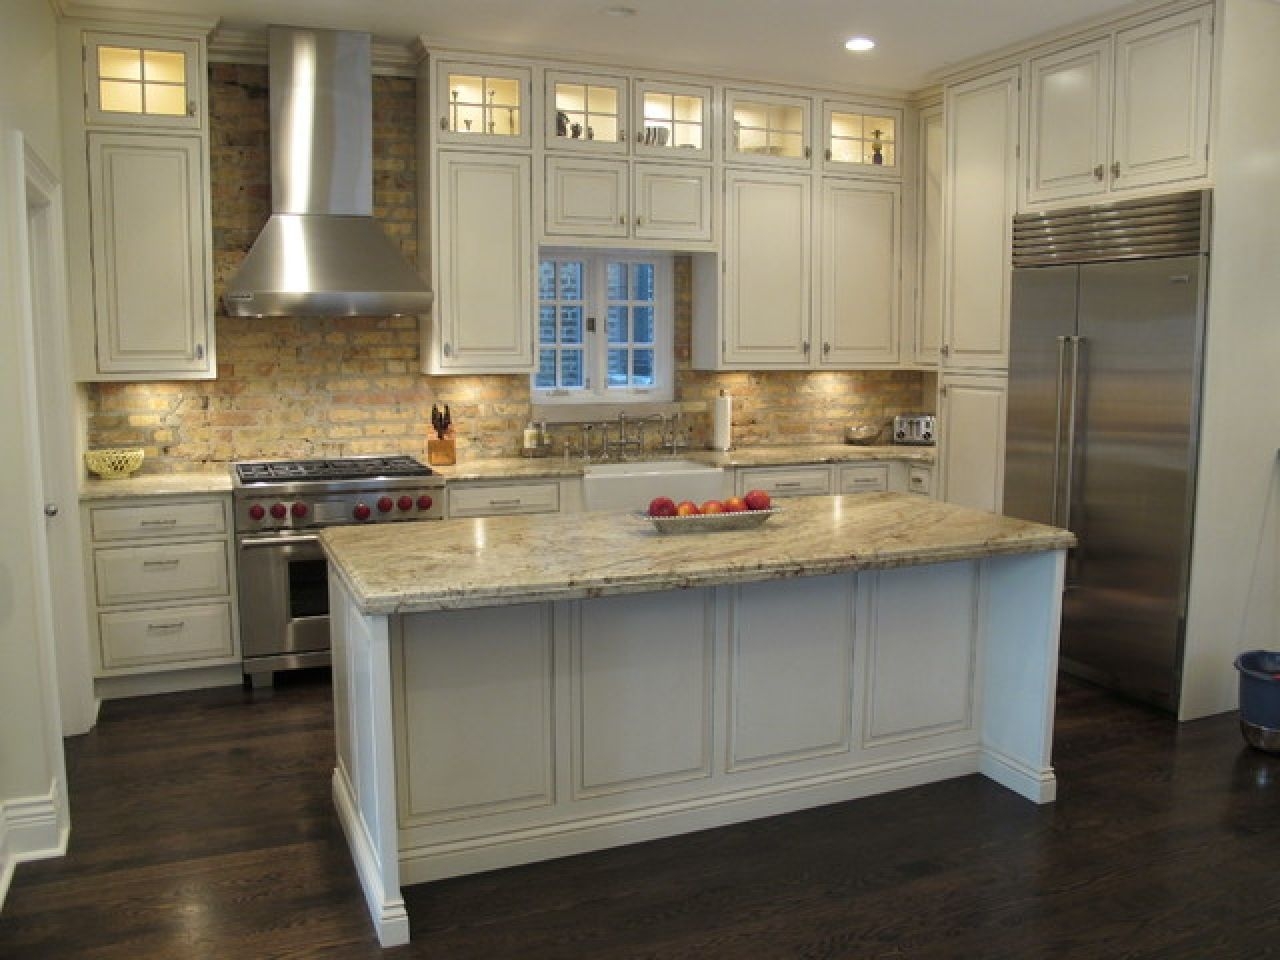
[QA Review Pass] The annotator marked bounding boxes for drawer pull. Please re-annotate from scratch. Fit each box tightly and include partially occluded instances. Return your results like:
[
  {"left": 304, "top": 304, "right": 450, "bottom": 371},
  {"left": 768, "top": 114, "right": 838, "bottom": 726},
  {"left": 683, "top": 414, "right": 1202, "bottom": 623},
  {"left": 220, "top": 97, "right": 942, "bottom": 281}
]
[
  {"left": 142, "top": 558, "right": 181, "bottom": 568},
  {"left": 140, "top": 518, "right": 178, "bottom": 527},
  {"left": 146, "top": 621, "right": 186, "bottom": 632},
  {"left": 774, "top": 481, "right": 804, "bottom": 488},
  {"left": 488, "top": 498, "right": 522, "bottom": 506}
]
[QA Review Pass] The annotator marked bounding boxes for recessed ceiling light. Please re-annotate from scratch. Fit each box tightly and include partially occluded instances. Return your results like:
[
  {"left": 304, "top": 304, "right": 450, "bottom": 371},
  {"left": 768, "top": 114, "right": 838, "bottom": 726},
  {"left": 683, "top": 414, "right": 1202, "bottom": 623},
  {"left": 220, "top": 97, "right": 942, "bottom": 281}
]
[
  {"left": 844, "top": 36, "right": 876, "bottom": 52},
  {"left": 602, "top": 5, "right": 637, "bottom": 15}
]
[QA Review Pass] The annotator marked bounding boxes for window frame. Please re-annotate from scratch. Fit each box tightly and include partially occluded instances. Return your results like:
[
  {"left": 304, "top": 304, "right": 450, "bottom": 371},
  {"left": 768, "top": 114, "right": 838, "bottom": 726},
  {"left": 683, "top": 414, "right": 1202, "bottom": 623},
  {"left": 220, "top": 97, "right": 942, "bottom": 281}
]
[{"left": 532, "top": 250, "right": 674, "bottom": 405}]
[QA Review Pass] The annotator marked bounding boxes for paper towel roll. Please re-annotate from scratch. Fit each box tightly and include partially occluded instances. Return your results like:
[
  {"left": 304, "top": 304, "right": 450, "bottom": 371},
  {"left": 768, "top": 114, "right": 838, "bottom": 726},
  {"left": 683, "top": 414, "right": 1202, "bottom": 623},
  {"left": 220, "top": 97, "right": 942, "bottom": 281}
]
[{"left": 712, "top": 390, "right": 732, "bottom": 451}]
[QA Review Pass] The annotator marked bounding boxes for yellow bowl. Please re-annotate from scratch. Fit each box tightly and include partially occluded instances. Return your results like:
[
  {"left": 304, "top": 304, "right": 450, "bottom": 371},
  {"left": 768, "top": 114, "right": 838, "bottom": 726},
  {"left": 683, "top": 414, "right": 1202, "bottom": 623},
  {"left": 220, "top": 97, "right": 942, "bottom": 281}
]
[{"left": 85, "top": 447, "right": 145, "bottom": 478}]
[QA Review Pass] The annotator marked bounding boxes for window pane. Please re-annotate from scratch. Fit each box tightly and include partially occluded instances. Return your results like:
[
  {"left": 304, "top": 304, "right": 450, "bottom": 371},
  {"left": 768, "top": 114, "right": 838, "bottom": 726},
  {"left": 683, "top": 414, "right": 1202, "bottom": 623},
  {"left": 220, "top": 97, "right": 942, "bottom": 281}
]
[
  {"left": 632, "top": 306, "right": 654, "bottom": 344},
  {"left": 560, "top": 349, "right": 584, "bottom": 388},
  {"left": 607, "top": 262, "right": 627, "bottom": 301},
  {"left": 145, "top": 83, "right": 186, "bottom": 116},
  {"left": 559, "top": 306, "right": 583, "bottom": 344},
  {"left": 539, "top": 261, "right": 555, "bottom": 300},
  {"left": 607, "top": 349, "right": 629, "bottom": 386},
  {"left": 606, "top": 306, "right": 627, "bottom": 344},
  {"left": 632, "top": 263, "right": 655, "bottom": 301},
  {"left": 535, "top": 349, "right": 557, "bottom": 388},
  {"left": 538, "top": 305, "right": 555, "bottom": 344},
  {"left": 143, "top": 50, "right": 186, "bottom": 85},
  {"left": 98, "top": 46, "right": 141, "bottom": 81},
  {"left": 632, "top": 349, "right": 654, "bottom": 385},
  {"left": 558, "top": 261, "right": 583, "bottom": 299}
]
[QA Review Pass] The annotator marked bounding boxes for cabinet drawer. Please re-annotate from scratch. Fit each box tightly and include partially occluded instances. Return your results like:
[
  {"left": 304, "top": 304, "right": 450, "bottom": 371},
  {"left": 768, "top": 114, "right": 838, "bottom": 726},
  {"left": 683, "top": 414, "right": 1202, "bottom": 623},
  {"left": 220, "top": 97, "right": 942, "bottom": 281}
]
[
  {"left": 95, "top": 540, "right": 229, "bottom": 605},
  {"left": 736, "top": 467, "right": 831, "bottom": 498},
  {"left": 839, "top": 464, "right": 890, "bottom": 493},
  {"left": 908, "top": 466, "right": 933, "bottom": 496},
  {"left": 90, "top": 499, "right": 226, "bottom": 540},
  {"left": 99, "top": 602, "right": 233, "bottom": 670},
  {"left": 449, "top": 482, "right": 561, "bottom": 518}
]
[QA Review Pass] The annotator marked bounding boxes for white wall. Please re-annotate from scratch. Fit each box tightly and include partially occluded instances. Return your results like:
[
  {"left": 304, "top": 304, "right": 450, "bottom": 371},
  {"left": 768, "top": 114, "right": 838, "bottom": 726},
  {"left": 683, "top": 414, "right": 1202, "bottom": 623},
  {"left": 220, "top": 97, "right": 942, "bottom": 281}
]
[
  {"left": 0, "top": 0, "right": 69, "bottom": 904},
  {"left": 1181, "top": 0, "right": 1280, "bottom": 719}
]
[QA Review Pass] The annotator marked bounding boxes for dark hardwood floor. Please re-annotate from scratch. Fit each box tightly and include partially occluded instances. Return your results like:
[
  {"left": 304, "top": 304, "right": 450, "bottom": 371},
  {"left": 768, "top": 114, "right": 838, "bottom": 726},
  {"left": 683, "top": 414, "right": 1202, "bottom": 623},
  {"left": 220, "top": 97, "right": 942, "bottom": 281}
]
[{"left": 3, "top": 671, "right": 1279, "bottom": 959}]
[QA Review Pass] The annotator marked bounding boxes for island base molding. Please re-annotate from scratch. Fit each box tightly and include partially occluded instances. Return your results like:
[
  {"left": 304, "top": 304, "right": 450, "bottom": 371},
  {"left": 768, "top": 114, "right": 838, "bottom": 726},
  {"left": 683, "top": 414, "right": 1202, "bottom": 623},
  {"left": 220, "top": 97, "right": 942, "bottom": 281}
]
[{"left": 329, "top": 549, "right": 1066, "bottom": 948}]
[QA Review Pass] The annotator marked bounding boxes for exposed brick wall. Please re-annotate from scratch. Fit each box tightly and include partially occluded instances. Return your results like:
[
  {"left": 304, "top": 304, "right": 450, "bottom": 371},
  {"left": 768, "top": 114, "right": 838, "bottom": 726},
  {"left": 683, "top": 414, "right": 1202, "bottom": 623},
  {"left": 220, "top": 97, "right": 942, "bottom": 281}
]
[{"left": 84, "top": 65, "right": 925, "bottom": 470}]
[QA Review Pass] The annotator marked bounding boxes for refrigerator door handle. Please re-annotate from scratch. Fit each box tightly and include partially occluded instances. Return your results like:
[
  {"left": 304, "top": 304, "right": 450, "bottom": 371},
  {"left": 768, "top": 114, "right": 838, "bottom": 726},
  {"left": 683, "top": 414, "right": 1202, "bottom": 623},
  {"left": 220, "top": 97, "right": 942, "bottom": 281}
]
[
  {"left": 1052, "top": 336, "right": 1069, "bottom": 527},
  {"left": 1063, "top": 335, "right": 1085, "bottom": 585}
]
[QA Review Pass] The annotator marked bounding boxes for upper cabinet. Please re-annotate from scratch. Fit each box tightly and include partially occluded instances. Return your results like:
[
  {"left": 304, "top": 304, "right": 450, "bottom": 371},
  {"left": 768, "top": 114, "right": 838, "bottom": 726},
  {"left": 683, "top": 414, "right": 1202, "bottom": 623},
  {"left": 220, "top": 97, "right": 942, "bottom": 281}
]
[
  {"left": 822, "top": 101, "right": 902, "bottom": 178},
  {"left": 725, "top": 90, "right": 812, "bottom": 167},
  {"left": 62, "top": 22, "right": 215, "bottom": 380},
  {"left": 913, "top": 103, "right": 944, "bottom": 367},
  {"left": 1024, "top": 4, "right": 1213, "bottom": 208},
  {"left": 433, "top": 59, "right": 532, "bottom": 148},
  {"left": 634, "top": 80, "right": 713, "bottom": 161},
  {"left": 545, "top": 71, "right": 629, "bottom": 154}
]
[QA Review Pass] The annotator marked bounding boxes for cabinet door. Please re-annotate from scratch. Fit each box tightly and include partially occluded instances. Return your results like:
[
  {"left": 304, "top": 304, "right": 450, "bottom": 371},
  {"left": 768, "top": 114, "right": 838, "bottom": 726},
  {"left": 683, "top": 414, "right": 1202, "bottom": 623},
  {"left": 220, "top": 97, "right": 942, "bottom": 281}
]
[
  {"left": 85, "top": 33, "right": 202, "bottom": 130},
  {"left": 723, "top": 170, "right": 812, "bottom": 367},
  {"left": 943, "top": 67, "right": 1019, "bottom": 372},
  {"left": 726, "top": 90, "right": 812, "bottom": 167},
  {"left": 914, "top": 105, "right": 944, "bottom": 366},
  {"left": 633, "top": 164, "right": 712, "bottom": 242},
  {"left": 735, "top": 466, "right": 832, "bottom": 498},
  {"left": 545, "top": 157, "right": 629, "bottom": 238},
  {"left": 433, "top": 151, "right": 533, "bottom": 372},
  {"left": 822, "top": 101, "right": 901, "bottom": 177},
  {"left": 938, "top": 374, "right": 1007, "bottom": 512},
  {"left": 433, "top": 60, "right": 531, "bottom": 148},
  {"left": 1025, "top": 38, "right": 1111, "bottom": 206},
  {"left": 634, "top": 80, "right": 713, "bottom": 161},
  {"left": 88, "top": 132, "right": 212, "bottom": 375},
  {"left": 819, "top": 179, "right": 900, "bottom": 366},
  {"left": 1112, "top": 6, "right": 1212, "bottom": 191},
  {"left": 546, "top": 70, "right": 629, "bottom": 154}
]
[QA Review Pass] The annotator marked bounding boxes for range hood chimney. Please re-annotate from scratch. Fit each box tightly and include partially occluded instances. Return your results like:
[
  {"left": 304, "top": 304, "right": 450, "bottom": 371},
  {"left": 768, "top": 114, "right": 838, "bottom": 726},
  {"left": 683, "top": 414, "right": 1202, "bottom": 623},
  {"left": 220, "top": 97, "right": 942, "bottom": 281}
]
[{"left": 223, "top": 27, "right": 432, "bottom": 317}]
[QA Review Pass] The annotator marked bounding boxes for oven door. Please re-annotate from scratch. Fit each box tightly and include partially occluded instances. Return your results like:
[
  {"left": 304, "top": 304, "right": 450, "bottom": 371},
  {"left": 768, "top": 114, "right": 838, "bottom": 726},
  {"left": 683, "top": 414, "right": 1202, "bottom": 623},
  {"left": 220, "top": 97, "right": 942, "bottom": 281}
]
[{"left": 237, "top": 532, "right": 330, "bottom": 668}]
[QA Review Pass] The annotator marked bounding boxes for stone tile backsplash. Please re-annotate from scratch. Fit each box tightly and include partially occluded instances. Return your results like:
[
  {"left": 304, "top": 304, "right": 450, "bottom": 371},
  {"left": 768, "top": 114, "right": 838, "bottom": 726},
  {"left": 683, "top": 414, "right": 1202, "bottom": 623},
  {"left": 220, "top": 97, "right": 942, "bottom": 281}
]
[{"left": 84, "top": 65, "right": 926, "bottom": 470}]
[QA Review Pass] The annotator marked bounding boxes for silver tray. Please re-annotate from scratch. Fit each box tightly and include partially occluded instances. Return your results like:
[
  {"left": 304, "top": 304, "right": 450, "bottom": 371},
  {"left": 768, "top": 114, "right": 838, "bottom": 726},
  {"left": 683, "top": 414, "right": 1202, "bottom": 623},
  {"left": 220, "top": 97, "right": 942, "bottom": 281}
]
[{"left": 644, "top": 507, "right": 781, "bottom": 534}]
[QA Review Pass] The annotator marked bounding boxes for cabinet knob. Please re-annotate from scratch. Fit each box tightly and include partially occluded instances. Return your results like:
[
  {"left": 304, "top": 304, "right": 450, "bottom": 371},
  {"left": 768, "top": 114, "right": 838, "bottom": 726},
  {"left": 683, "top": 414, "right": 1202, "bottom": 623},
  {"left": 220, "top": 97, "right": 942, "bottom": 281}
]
[
  {"left": 940, "top": 343, "right": 951, "bottom": 357},
  {"left": 619, "top": 129, "right": 625, "bottom": 142},
  {"left": 43, "top": 503, "right": 58, "bottom": 518},
  {"left": 1093, "top": 164, "right": 1105, "bottom": 180},
  {"left": 195, "top": 343, "right": 205, "bottom": 361},
  {"left": 439, "top": 116, "right": 448, "bottom": 131},
  {"left": 804, "top": 145, "right": 812, "bottom": 159},
  {"left": 187, "top": 101, "right": 197, "bottom": 117},
  {"left": 619, "top": 214, "right": 626, "bottom": 225},
  {"left": 825, "top": 148, "right": 832, "bottom": 162},
  {"left": 823, "top": 341, "right": 831, "bottom": 355},
  {"left": 1111, "top": 161, "right": 1121, "bottom": 179},
  {"left": 635, "top": 216, "right": 642, "bottom": 226},
  {"left": 802, "top": 339, "right": 811, "bottom": 355},
  {"left": 443, "top": 342, "right": 452, "bottom": 358}
]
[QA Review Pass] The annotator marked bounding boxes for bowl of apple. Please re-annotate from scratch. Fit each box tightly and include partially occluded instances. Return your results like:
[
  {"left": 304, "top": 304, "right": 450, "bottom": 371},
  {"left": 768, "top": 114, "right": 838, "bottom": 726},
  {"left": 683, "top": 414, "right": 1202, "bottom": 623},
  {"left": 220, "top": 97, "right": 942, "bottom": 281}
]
[{"left": 643, "top": 489, "right": 779, "bottom": 534}]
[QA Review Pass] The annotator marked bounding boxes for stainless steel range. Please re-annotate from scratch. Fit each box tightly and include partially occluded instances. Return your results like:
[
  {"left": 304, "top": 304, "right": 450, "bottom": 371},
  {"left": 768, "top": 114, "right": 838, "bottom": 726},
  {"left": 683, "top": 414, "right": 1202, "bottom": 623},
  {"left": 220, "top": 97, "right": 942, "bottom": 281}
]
[{"left": 232, "top": 455, "right": 444, "bottom": 685}]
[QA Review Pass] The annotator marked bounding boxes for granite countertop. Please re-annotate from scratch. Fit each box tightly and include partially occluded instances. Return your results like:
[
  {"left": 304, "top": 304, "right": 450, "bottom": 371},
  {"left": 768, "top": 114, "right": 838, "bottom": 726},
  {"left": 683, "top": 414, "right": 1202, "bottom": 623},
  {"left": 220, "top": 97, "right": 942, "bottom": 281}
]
[
  {"left": 436, "top": 444, "right": 935, "bottom": 481},
  {"left": 79, "top": 468, "right": 233, "bottom": 500},
  {"left": 321, "top": 492, "right": 1073, "bottom": 616}
]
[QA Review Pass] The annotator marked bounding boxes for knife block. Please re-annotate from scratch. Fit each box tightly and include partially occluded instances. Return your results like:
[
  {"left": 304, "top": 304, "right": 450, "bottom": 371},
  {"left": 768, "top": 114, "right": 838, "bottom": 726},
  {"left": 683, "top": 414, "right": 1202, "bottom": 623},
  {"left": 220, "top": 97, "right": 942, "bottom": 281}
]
[{"left": 427, "top": 433, "right": 456, "bottom": 466}]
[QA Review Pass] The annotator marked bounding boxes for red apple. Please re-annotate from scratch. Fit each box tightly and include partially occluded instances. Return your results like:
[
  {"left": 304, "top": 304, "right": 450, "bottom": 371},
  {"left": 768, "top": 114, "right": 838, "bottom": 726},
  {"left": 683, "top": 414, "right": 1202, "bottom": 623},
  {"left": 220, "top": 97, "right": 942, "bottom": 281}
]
[
  {"left": 743, "top": 489, "right": 772, "bottom": 511},
  {"left": 701, "top": 499, "right": 725, "bottom": 514},
  {"left": 648, "top": 496, "right": 678, "bottom": 517},
  {"left": 675, "top": 500, "right": 700, "bottom": 516},
  {"left": 723, "top": 496, "right": 747, "bottom": 513}
]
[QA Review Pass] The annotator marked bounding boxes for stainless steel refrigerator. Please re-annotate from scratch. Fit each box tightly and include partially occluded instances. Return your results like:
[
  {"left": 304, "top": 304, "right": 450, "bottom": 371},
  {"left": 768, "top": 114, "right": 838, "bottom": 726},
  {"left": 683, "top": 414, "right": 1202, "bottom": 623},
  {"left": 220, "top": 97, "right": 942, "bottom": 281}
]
[{"left": 1004, "top": 191, "right": 1209, "bottom": 711}]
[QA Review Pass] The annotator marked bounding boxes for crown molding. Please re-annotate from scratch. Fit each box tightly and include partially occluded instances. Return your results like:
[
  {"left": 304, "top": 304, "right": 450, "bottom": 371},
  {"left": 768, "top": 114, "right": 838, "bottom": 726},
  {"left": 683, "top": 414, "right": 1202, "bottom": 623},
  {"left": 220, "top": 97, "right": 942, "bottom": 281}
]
[
  {"left": 56, "top": 2, "right": 218, "bottom": 33},
  {"left": 208, "top": 24, "right": 418, "bottom": 76}
]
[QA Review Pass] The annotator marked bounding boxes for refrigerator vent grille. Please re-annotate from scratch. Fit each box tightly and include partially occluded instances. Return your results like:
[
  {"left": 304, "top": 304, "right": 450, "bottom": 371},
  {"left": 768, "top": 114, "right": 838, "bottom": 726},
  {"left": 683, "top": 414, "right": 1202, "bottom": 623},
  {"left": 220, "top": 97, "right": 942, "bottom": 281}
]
[{"left": 1012, "top": 190, "right": 1208, "bottom": 266}]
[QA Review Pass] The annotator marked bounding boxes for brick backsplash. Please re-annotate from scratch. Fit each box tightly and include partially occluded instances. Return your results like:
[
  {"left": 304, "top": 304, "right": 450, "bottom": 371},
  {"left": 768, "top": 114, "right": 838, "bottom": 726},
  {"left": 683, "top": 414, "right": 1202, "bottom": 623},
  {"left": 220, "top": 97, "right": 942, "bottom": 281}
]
[{"left": 84, "top": 65, "right": 925, "bottom": 470}]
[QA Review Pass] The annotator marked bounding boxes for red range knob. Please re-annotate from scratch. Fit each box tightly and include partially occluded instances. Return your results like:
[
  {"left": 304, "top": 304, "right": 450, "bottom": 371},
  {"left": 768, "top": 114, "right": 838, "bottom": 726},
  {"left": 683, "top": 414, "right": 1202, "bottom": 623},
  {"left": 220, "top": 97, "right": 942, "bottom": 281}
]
[
  {"left": 397, "top": 496, "right": 414, "bottom": 512},
  {"left": 269, "top": 503, "right": 287, "bottom": 519},
  {"left": 417, "top": 495, "right": 434, "bottom": 510},
  {"left": 353, "top": 503, "right": 372, "bottom": 521},
  {"left": 377, "top": 496, "right": 394, "bottom": 513},
  {"left": 291, "top": 502, "right": 309, "bottom": 519},
  {"left": 248, "top": 504, "right": 266, "bottom": 521}
]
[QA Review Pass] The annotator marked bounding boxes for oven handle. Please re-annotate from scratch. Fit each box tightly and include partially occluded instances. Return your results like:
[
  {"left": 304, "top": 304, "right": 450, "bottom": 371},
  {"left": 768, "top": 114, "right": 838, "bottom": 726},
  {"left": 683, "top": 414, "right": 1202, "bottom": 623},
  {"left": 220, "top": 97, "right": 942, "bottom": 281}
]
[{"left": 238, "top": 534, "right": 322, "bottom": 549}]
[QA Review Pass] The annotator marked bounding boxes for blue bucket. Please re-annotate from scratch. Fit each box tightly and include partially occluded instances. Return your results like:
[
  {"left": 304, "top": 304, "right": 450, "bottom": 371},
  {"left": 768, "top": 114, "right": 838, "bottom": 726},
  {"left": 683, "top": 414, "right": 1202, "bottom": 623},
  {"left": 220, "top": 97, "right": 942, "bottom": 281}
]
[{"left": 1234, "top": 650, "right": 1280, "bottom": 751}]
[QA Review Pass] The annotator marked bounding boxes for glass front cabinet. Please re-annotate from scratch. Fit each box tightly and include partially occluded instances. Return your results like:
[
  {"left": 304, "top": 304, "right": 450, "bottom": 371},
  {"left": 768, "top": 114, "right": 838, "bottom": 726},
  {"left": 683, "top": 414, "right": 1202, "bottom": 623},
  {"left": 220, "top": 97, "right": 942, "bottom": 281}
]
[
  {"left": 725, "top": 89, "right": 812, "bottom": 167},
  {"left": 85, "top": 32, "right": 202, "bottom": 129},
  {"left": 434, "top": 60, "right": 532, "bottom": 148},
  {"left": 822, "top": 101, "right": 903, "bottom": 177},
  {"left": 634, "top": 80, "right": 713, "bottom": 161},
  {"left": 545, "top": 71, "right": 629, "bottom": 154}
]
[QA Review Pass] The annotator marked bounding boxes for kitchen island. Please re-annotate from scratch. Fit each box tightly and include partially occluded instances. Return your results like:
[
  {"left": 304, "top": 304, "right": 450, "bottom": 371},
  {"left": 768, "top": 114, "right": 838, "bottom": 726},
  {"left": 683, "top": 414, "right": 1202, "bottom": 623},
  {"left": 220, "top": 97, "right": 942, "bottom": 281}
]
[{"left": 321, "top": 493, "right": 1074, "bottom": 947}]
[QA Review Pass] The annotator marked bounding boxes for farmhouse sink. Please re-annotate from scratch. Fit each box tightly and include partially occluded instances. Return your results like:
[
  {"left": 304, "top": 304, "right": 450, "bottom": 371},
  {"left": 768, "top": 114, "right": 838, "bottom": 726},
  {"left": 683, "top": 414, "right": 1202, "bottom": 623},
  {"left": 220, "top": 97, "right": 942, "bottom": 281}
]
[{"left": 582, "top": 459, "right": 726, "bottom": 512}]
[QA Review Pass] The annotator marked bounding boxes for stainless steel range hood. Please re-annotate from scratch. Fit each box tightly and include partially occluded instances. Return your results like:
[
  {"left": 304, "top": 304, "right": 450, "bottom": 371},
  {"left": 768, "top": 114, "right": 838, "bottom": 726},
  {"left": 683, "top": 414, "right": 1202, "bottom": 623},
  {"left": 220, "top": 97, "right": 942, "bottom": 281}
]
[{"left": 223, "top": 27, "right": 431, "bottom": 317}]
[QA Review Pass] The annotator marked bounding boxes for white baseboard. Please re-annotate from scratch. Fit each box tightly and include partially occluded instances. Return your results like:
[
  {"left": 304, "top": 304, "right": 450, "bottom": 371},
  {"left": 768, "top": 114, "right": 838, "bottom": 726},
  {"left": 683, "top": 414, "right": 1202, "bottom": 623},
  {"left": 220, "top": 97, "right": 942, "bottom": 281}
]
[
  {"left": 94, "top": 664, "right": 243, "bottom": 701},
  {"left": 980, "top": 747, "right": 1057, "bottom": 803},
  {"left": 332, "top": 765, "right": 409, "bottom": 948},
  {"left": 0, "top": 780, "right": 69, "bottom": 909}
]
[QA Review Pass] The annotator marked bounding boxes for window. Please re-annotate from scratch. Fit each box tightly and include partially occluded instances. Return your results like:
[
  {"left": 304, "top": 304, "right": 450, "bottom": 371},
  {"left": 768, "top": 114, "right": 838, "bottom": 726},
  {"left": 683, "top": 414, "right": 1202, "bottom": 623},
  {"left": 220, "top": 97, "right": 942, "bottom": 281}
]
[{"left": 533, "top": 251, "right": 673, "bottom": 403}]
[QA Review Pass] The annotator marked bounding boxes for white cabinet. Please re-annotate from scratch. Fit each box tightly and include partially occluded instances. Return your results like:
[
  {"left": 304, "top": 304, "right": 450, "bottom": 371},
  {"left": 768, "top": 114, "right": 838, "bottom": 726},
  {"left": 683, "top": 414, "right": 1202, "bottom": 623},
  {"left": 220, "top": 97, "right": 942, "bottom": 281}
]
[
  {"left": 821, "top": 100, "right": 902, "bottom": 177},
  {"left": 544, "top": 158, "right": 712, "bottom": 243},
  {"left": 943, "top": 66, "right": 1020, "bottom": 372},
  {"left": 913, "top": 104, "right": 944, "bottom": 366},
  {"left": 726, "top": 89, "right": 812, "bottom": 167},
  {"left": 819, "top": 179, "right": 900, "bottom": 366},
  {"left": 907, "top": 465, "right": 934, "bottom": 497},
  {"left": 719, "top": 169, "right": 812, "bottom": 367},
  {"left": 82, "top": 496, "right": 239, "bottom": 677},
  {"left": 545, "top": 70, "right": 629, "bottom": 153},
  {"left": 62, "top": 23, "right": 215, "bottom": 380},
  {"left": 838, "top": 464, "right": 890, "bottom": 493},
  {"left": 634, "top": 80, "right": 713, "bottom": 161},
  {"left": 428, "top": 151, "right": 534, "bottom": 373},
  {"left": 448, "top": 481, "right": 562, "bottom": 518},
  {"left": 937, "top": 374, "right": 1007, "bottom": 512},
  {"left": 735, "top": 466, "right": 831, "bottom": 498},
  {"left": 433, "top": 59, "right": 531, "bottom": 149},
  {"left": 87, "top": 132, "right": 212, "bottom": 375},
  {"left": 1024, "top": 5, "right": 1213, "bottom": 207}
]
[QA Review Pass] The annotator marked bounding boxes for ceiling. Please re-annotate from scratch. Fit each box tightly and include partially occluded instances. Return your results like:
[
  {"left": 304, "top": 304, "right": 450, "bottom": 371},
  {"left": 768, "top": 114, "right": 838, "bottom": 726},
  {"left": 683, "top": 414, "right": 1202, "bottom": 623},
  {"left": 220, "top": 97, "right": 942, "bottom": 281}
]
[{"left": 76, "top": 0, "right": 1150, "bottom": 92}]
